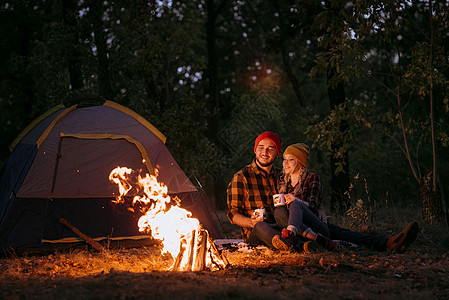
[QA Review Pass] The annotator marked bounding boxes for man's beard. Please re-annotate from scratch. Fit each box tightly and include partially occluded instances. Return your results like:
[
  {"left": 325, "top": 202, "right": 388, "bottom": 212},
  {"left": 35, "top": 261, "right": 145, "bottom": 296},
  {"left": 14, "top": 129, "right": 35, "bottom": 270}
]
[{"left": 256, "top": 157, "right": 274, "bottom": 167}]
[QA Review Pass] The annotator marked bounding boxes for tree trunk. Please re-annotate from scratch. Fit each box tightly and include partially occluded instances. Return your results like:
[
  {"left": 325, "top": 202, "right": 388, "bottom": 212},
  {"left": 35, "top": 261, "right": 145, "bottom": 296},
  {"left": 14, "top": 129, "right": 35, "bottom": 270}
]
[
  {"left": 205, "top": 0, "right": 227, "bottom": 208},
  {"left": 18, "top": 9, "right": 34, "bottom": 125},
  {"left": 323, "top": 0, "right": 351, "bottom": 213},
  {"left": 90, "top": 0, "right": 114, "bottom": 101},
  {"left": 280, "top": 49, "right": 304, "bottom": 105},
  {"left": 270, "top": 0, "right": 304, "bottom": 105},
  {"left": 327, "top": 74, "right": 351, "bottom": 213},
  {"left": 420, "top": 171, "right": 445, "bottom": 224},
  {"left": 421, "top": 3, "right": 445, "bottom": 225},
  {"left": 206, "top": 0, "right": 220, "bottom": 136},
  {"left": 60, "top": 0, "right": 83, "bottom": 91}
]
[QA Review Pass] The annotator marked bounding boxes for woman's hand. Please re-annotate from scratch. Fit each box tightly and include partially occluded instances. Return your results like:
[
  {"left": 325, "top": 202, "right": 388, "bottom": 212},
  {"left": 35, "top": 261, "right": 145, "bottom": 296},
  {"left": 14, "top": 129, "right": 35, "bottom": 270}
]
[
  {"left": 284, "top": 194, "right": 310, "bottom": 207},
  {"left": 284, "top": 193, "right": 296, "bottom": 205}
]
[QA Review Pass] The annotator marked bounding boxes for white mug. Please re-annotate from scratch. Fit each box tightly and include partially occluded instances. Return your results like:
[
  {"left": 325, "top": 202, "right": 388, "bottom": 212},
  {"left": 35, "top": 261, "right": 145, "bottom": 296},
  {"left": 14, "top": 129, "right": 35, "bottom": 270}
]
[
  {"left": 273, "top": 194, "right": 286, "bottom": 207},
  {"left": 252, "top": 208, "right": 266, "bottom": 220}
]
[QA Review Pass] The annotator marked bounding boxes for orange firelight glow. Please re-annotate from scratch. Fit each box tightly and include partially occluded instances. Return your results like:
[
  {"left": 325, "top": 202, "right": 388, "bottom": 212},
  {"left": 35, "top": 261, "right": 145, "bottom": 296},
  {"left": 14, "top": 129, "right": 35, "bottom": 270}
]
[{"left": 109, "top": 166, "right": 226, "bottom": 271}]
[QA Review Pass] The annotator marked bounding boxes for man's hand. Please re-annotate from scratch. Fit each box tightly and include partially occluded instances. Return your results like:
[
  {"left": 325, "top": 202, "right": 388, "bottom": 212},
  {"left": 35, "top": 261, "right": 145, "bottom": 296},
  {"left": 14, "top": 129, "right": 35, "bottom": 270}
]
[
  {"left": 250, "top": 213, "right": 264, "bottom": 227},
  {"left": 232, "top": 213, "right": 256, "bottom": 228}
]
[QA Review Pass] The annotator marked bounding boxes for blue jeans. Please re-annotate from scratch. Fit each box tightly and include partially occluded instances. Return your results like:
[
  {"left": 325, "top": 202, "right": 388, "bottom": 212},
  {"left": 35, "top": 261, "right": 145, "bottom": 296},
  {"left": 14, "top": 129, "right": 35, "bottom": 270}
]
[
  {"left": 274, "top": 200, "right": 330, "bottom": 237},
  {"left": 275, "top": 201, "right": 388, "bottom": 250},
  {"left": 328, "top": 223, "right": 388, "bottom": 251},
  {"left": 247, "top": 221, "right": 283, "bottom": 249}
]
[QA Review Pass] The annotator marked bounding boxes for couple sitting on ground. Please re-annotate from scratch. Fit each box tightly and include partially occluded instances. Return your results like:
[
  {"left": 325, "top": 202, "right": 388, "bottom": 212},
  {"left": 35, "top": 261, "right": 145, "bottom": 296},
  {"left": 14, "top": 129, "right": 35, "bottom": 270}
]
[{"left": 226, "top": 131, "right": 419, "bottom": 253}]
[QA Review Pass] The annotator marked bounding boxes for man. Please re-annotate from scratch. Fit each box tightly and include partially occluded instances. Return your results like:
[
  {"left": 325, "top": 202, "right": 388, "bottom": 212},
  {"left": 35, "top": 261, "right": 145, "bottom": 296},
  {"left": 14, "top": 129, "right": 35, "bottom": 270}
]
[{"left": 226, "top": 131, "right": 289, "bottom": 250}]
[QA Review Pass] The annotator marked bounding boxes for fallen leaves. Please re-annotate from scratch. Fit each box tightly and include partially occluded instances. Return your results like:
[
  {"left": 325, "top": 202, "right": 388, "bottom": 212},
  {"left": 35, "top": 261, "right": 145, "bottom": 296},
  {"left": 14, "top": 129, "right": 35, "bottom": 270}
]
[{"left": 1, "top": 229, "right": 449, "bottom": 300}]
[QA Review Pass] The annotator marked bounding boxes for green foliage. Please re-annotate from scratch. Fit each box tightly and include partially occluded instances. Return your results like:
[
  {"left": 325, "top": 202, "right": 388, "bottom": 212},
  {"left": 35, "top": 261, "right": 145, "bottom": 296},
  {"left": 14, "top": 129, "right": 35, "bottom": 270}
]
[
  {"left": 305, "top": 100, "right": 370, "bottom": 175},
  {"left": 311, "top": 1, "right": 367, "bottom": 87},
  {"left": 346, "top": 199, "right": 369, "bottom": 232},
  {"left": 0, "top": 0, "right": 448, "bottom": 211},
  {"left": 141, "top": 93, "right": 214, "bottom": 183}
]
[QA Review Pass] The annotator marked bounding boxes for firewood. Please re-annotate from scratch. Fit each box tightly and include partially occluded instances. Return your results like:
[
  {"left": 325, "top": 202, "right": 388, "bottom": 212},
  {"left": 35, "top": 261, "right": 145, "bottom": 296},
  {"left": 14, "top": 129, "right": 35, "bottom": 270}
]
[
  {"left": 194, "top": 229, "right": 207, "bottom": 271},
  {"left": 186, "top": 230, "right": 196, "bottom": 271}
]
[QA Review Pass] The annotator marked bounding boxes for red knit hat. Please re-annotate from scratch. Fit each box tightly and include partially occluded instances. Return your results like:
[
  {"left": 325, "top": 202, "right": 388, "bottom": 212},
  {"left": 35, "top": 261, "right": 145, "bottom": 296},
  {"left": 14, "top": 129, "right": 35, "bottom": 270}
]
[{"left": 254, "top": 131, "right": 282, "bottom": 157}]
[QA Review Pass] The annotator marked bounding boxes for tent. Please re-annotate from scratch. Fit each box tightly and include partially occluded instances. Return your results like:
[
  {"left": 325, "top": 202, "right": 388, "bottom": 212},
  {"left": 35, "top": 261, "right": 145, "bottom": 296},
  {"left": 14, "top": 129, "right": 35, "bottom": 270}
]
[{"left": 0, "top": 100, "right": 221, "bottom": 252}]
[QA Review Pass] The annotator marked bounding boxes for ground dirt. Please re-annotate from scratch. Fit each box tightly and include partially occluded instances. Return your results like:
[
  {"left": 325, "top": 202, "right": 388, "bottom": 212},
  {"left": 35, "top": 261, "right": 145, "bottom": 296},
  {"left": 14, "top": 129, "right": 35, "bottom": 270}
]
[{"left": 1, "top": 211, "right": 448, "bottom": 300}]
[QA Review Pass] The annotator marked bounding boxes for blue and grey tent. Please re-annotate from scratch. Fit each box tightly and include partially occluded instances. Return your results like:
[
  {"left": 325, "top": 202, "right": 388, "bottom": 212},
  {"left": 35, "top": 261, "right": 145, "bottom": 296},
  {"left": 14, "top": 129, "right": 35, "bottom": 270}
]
[{"left": 0, "top": 101, "right": 221, "bottom": 252}]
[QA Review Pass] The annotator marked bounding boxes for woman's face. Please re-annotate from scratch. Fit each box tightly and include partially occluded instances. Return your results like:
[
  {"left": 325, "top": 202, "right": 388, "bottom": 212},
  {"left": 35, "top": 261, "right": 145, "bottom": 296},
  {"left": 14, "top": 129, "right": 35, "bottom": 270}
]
[{"left": 283, "top": 154, "right": 302, "bottom": 175}]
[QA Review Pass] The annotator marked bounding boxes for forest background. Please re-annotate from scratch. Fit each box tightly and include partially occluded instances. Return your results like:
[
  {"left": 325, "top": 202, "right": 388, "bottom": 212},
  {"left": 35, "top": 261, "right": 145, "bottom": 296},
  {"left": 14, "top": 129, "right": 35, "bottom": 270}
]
[{"left": 1, "top": 0, "right": 448, "bottom": 226}]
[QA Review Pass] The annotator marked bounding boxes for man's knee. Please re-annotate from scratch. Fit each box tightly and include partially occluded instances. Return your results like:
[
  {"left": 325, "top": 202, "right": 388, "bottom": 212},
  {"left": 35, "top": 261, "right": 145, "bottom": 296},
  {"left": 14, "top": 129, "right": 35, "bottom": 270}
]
[{"left": 252, "top": 221, "right": 268, "bottom": 233}]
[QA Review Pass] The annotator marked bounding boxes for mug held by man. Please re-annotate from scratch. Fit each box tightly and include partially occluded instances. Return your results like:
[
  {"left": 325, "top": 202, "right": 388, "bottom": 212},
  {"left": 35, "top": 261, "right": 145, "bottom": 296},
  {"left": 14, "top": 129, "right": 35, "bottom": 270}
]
[{"left": 252, "top": 208, "right": 267, "bottom": 221}]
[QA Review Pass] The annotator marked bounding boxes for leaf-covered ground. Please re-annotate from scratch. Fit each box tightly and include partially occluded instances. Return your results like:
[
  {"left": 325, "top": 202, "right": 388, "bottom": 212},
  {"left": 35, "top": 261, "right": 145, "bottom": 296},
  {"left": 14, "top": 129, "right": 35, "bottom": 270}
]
[{"left": 1, "top": 215, "right": 449, "bottom": 299}]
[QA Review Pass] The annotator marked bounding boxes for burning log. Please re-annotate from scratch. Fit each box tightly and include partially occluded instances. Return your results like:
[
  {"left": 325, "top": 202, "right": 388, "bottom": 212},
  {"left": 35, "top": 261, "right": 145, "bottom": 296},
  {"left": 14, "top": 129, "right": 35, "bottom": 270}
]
[
  {"left": 186, "top": 229, "right": 196, "bottom": 270},
  {"left": 171, "top": 227, "right": 229, "bottom": 272},
  {"left": 194, "top": 229, "right": 207, "bottom": 271},
  {"left": 59, "top": 218, "right": 104, "bottom": 251},
  {"left": 172, "top": 237, "right": 187, "bottom": 271}
]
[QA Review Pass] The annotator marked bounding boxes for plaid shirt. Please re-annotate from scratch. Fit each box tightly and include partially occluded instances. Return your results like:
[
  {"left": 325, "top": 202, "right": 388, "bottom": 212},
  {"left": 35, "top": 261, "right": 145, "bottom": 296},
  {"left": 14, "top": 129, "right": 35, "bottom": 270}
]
[
  {"left": 227, "top": 160, "right": 280, "bottom": 241},
  {"left": 280, "top": 171, "right": 323, "bottom": 215}
]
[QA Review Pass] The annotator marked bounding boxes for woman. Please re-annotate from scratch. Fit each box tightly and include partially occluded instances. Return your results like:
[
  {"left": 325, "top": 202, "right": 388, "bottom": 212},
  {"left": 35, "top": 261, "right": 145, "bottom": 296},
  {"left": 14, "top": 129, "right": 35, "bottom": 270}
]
[
  {"left": 272, "top": 143, "right": 338, "bottom": 251},
  {"left": 276, "top": 142, "right": 419, "bottom": 253},
  {"left": 279, "top": 143, "right": 327, "bottom": 223}
]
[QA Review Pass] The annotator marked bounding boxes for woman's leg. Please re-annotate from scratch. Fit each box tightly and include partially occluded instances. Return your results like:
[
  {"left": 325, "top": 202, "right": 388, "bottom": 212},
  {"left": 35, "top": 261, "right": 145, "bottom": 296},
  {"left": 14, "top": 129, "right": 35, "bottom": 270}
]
[
  {"left": 274, "top": 202, "right": 337, "bottom": 251},
  {"left": 328, "top": 223, "right": 387, "bottom": 251},
  {"left": 274, "top": 206, "right": 289, "bottom": 228},
  {"left": 299, "top": 202, "right": 330, "bottom": 236},
  {"left": 274, "top": 201, "right": 330, "bottom": 237}
]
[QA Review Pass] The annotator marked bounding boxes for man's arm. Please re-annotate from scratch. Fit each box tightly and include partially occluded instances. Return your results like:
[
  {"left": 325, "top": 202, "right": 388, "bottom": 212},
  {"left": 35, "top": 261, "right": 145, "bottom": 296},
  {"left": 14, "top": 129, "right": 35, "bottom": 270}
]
[
  {"left": 227, "top": 171, "right": 262, "bottom": 228},
  {"left": 231, "top": 212, "right": 260, "bottom": 228}
]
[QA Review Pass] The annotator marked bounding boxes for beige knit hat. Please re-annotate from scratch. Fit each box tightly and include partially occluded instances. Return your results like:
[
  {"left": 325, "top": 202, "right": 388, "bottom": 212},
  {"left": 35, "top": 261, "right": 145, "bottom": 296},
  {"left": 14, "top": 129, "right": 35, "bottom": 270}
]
[{"left": 283, "top": 143, "right": 310, "bottom": 168}]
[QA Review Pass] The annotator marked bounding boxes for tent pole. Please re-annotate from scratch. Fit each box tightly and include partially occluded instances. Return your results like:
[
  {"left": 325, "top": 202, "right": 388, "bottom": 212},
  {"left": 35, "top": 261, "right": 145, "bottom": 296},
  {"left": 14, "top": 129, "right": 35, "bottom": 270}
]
[{"left": 49, "top": 137, "right": 64, "bottom": 197}]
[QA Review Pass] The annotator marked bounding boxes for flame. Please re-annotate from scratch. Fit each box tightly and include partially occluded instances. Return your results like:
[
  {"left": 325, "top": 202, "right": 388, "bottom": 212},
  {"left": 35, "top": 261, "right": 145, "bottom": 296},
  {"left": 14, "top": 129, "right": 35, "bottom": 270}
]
[
  {"left": 109, "top": 166, "right": 225, "bottom": 271},
  {"left": 108, "top": 167, "right": 132, "bottom": 203}
]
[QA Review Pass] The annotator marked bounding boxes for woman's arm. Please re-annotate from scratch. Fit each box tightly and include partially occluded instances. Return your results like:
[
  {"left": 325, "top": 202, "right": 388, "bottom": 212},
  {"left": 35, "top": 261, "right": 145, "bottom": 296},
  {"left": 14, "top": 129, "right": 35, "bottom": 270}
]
[{"left": 302, "top": 172, "right": 323, "bottom": 214}]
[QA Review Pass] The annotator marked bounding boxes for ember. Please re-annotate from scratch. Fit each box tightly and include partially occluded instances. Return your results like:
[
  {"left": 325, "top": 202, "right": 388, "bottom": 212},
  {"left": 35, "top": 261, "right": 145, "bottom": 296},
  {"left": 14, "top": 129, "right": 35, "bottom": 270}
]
[{"left": 109, "top": 166, "right": 228, "bottom": 271}]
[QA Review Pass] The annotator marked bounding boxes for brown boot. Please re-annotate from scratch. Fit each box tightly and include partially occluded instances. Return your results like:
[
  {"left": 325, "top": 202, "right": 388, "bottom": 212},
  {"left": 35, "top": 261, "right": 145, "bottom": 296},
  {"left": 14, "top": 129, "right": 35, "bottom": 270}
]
[
  {"left": 303, "top": 240, "right": 320, "bottom": 254},
  {"left": 315, "top": 234, "right": 339, "bottom": 251},
  {"left": 272, "top": 235, "right": 291, "bottom": 251},
  {"left": 386, "top": 221, "right": 419, "bottom": 253}
]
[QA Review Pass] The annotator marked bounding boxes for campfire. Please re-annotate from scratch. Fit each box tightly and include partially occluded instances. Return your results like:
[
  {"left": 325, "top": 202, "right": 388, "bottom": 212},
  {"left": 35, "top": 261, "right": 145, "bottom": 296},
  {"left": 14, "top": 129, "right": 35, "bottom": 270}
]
[{"left": 109, "top": 166, "right": 228, "bottom": 272}]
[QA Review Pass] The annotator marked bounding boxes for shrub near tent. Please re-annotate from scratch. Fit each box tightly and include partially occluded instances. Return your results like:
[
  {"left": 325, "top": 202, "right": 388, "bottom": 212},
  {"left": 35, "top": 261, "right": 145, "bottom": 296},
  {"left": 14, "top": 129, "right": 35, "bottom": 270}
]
[{"left": 0, "top": 100, "right": 221, "bottom": 251}]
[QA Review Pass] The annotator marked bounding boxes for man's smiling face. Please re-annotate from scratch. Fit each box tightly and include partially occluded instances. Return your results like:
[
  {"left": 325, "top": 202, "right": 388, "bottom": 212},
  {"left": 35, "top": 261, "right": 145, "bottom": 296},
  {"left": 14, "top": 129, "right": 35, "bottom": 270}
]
[{"left": 255, "top": 139, "right": 277, "bottom": 168}]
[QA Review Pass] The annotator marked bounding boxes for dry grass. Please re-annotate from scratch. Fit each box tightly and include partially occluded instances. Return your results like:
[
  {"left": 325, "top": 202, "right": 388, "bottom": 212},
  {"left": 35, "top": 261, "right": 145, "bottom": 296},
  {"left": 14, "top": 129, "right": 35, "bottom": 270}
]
[
  {"left": 1, "top": 206, "right": 449, "bottom": 299},
  {"left": 0, "top": 246, "right": 171, "bottom": 280}
]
